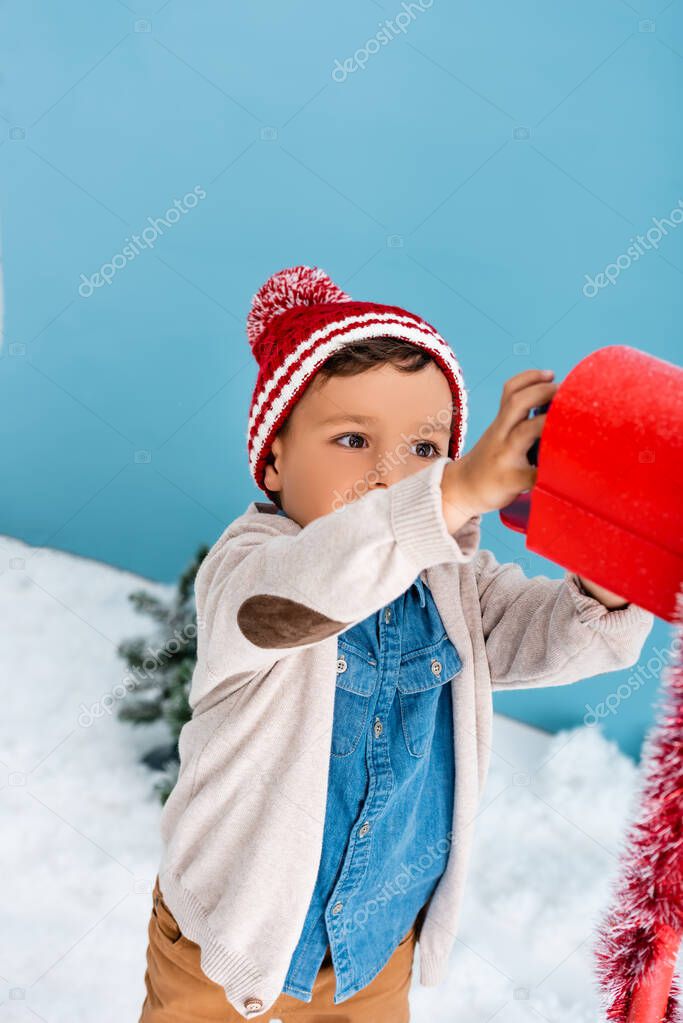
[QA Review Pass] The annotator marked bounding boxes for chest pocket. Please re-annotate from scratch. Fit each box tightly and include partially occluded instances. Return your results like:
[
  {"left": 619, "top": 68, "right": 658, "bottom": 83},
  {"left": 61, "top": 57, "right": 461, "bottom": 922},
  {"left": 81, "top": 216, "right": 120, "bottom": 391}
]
[
  {"left": 397, "top": 633, "right": 462, "bottom": 757},
  {"left": 332, "top": 638, "right": 378, "bottom": 758}
]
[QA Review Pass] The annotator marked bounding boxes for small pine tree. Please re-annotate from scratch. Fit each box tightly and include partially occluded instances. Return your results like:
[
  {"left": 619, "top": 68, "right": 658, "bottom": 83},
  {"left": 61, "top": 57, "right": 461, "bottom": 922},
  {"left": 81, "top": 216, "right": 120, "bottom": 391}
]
[{"left": 116, "top": 544, "right": 209, "bottom": 804}]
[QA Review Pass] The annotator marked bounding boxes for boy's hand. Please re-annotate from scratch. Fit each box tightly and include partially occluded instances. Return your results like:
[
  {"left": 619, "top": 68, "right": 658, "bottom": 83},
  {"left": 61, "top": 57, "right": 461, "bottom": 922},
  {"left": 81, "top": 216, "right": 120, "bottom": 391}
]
[
  {"left": 441, "top": 368, "right": 558, "bottom": 533},
  {"left": 575, "top": 575, "right": 630, "bottom": 609}
]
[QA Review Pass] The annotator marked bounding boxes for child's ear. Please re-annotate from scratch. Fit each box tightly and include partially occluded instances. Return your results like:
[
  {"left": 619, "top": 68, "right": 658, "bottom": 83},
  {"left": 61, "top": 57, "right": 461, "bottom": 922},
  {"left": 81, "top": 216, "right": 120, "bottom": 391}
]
[{"left": 263, "top": 437, "right": 283, "bottom": 496}]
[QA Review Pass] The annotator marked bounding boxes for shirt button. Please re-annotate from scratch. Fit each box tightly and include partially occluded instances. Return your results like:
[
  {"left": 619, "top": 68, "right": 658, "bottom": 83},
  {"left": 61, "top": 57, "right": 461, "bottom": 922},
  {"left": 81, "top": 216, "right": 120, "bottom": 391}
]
[
  {"left": 384, "top": 607, "right": 392, "bottom": 623},
  {"left": 332, "top": 901, "right": 343, "bottom": 915},
  {"left": 431, "top": 659, "right": 442, "bottom": 676},
  {"left": 374, "top": 717, "right": 383, "bottom": 738},
  {"left": 244, "top": 997, "right": 263, "bottom": 1012},
  {"left": 336, "top": 656, "right": 347, "bottom": 673},
  {"left": 359, "top": 822, "right": 370, "bottom": 837}
]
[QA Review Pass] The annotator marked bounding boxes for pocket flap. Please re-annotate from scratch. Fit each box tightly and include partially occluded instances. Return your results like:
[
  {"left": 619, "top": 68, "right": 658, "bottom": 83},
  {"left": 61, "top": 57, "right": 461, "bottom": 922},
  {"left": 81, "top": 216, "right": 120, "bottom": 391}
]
[
  {"left": 335, "top": 639, "right": 378, "bottom": 697},
  {"left": 397, "top": 634, "right": 462, "bottom": 694}
]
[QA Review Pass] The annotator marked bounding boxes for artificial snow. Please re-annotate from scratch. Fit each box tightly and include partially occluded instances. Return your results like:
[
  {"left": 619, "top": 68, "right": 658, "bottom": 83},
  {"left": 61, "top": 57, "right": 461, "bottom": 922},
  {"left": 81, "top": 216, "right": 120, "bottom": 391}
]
[{"left": 1, "top": 533, "right": 680, "bottom": 1021}]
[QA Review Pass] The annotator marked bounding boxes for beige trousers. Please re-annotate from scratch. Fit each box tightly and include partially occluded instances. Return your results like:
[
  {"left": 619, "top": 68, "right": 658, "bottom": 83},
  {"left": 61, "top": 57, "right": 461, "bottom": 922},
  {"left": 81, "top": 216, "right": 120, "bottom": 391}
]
[{"left": 139, "top": 875, "right": 419, "bottom": 1022}]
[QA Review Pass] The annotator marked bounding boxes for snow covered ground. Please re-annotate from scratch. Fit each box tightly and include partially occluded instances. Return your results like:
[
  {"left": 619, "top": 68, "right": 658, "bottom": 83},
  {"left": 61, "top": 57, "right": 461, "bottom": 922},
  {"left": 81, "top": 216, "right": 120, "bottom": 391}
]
[{"left": 1, "top": 533, "right": 680, "bottom": 1021}]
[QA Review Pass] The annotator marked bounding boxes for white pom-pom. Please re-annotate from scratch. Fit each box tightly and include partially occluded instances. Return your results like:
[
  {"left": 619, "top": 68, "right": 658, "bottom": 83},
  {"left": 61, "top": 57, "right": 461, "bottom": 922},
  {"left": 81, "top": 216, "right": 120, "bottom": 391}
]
[{"left": 247, "top": 265, "right": 351, "bottom": 351}]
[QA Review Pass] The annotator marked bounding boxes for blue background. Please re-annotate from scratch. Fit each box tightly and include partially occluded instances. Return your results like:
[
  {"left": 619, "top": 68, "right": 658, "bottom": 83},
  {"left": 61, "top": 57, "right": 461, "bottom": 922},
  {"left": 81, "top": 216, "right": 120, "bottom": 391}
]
[{"left": 0, "top": 0, "right": 680, "bottom": 759}]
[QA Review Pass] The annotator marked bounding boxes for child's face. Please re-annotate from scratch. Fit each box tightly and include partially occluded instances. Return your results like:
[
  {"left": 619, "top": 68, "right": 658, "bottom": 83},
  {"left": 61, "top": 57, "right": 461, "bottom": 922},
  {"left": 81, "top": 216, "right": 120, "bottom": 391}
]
[{"left": 264, "top": 360, "right": 454, "bottom": 527}]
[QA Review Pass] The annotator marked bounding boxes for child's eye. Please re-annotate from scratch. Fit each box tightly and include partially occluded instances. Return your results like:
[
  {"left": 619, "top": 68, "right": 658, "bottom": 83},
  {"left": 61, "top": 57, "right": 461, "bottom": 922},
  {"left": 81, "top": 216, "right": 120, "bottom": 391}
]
[
  {"left": 414, "top": 440, "right": 441, "bottom": 458},
  {"left": 335, "top": 433, "right": 368, "bottom": 449},
  {"left": 334, "top": 434, "right": 441, "bottom": 458}
]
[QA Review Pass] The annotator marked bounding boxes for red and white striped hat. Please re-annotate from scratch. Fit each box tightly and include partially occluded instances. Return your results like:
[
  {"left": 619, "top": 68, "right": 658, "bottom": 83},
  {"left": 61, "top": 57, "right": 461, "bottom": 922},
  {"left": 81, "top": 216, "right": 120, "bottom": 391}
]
[{"left": 246, "top": 265, "right": 468, "bottom": 494}]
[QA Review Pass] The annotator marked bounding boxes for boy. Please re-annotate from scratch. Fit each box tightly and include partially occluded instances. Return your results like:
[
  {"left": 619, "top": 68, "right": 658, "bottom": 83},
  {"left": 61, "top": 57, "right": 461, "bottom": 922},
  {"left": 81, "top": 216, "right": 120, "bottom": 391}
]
[{"left": 139, "top": 265, "right": 654, "bottom": 1022}]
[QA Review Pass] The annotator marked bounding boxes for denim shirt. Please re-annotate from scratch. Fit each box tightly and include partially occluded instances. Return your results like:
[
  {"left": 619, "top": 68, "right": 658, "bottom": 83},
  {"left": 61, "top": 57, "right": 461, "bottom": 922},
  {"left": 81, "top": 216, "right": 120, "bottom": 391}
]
[{"left": 274, "top": 508, "right": 461, "bottom": 1004}]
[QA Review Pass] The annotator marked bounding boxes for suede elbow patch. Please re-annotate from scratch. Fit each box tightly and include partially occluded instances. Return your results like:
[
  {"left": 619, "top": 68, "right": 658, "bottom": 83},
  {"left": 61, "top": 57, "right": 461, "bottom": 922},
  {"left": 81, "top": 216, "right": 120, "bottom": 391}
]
[{"left": 237, "top": 594, "right": 350, "bottom": 649}]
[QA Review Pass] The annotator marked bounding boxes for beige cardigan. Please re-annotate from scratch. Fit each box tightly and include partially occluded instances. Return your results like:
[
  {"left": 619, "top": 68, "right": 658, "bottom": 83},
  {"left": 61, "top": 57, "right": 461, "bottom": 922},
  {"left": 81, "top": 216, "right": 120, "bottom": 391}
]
[{"left": 157, "top": 456, "right": 654, "bottom": 1019}]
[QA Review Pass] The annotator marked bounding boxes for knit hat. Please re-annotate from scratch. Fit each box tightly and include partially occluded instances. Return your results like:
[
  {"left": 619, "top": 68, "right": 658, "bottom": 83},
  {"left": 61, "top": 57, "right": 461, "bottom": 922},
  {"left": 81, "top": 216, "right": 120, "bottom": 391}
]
[{"left": 246, "top": 265, "right": 468, "bottom": 495}]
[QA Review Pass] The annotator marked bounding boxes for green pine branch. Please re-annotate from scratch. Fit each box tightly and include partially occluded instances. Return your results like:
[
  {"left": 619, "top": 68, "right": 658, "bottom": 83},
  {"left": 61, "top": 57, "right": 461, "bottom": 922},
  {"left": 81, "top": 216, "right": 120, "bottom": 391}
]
[{"left": 116, "top": 543, "right": 209, "bottom": 804}]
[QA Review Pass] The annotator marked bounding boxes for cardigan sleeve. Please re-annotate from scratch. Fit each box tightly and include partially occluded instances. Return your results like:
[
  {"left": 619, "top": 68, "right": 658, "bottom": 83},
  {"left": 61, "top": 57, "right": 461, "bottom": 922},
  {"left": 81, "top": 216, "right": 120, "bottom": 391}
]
[
  {"left": 190, "top": 456, "right": 481, "bottom": 706},
  {"left": 473, "top": 548, "right": 655, "bottom": 692}
]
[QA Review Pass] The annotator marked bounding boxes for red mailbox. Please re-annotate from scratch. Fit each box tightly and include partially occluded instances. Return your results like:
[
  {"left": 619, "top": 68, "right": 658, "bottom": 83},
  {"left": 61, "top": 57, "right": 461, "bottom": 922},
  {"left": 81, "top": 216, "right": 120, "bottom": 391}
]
[{"left": 499, "top": 345, "right": 683, "bottom": 622}]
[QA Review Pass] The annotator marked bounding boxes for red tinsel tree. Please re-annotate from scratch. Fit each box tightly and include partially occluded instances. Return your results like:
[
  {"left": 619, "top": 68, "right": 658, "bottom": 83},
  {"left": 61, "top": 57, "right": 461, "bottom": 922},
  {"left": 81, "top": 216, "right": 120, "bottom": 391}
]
[{"left": 594, "top": 585, "right": 683, "bottom": 1022}]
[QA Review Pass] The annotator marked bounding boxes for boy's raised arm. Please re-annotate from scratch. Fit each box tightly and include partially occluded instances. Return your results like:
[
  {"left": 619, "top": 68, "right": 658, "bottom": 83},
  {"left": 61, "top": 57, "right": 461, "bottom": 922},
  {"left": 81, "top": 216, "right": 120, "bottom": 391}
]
[
  {"left": 474, "top": 547, "right": 655, "bottom": 691},
  {"left": 191, "top": 456, "right": 480, "bottom": 706}
]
